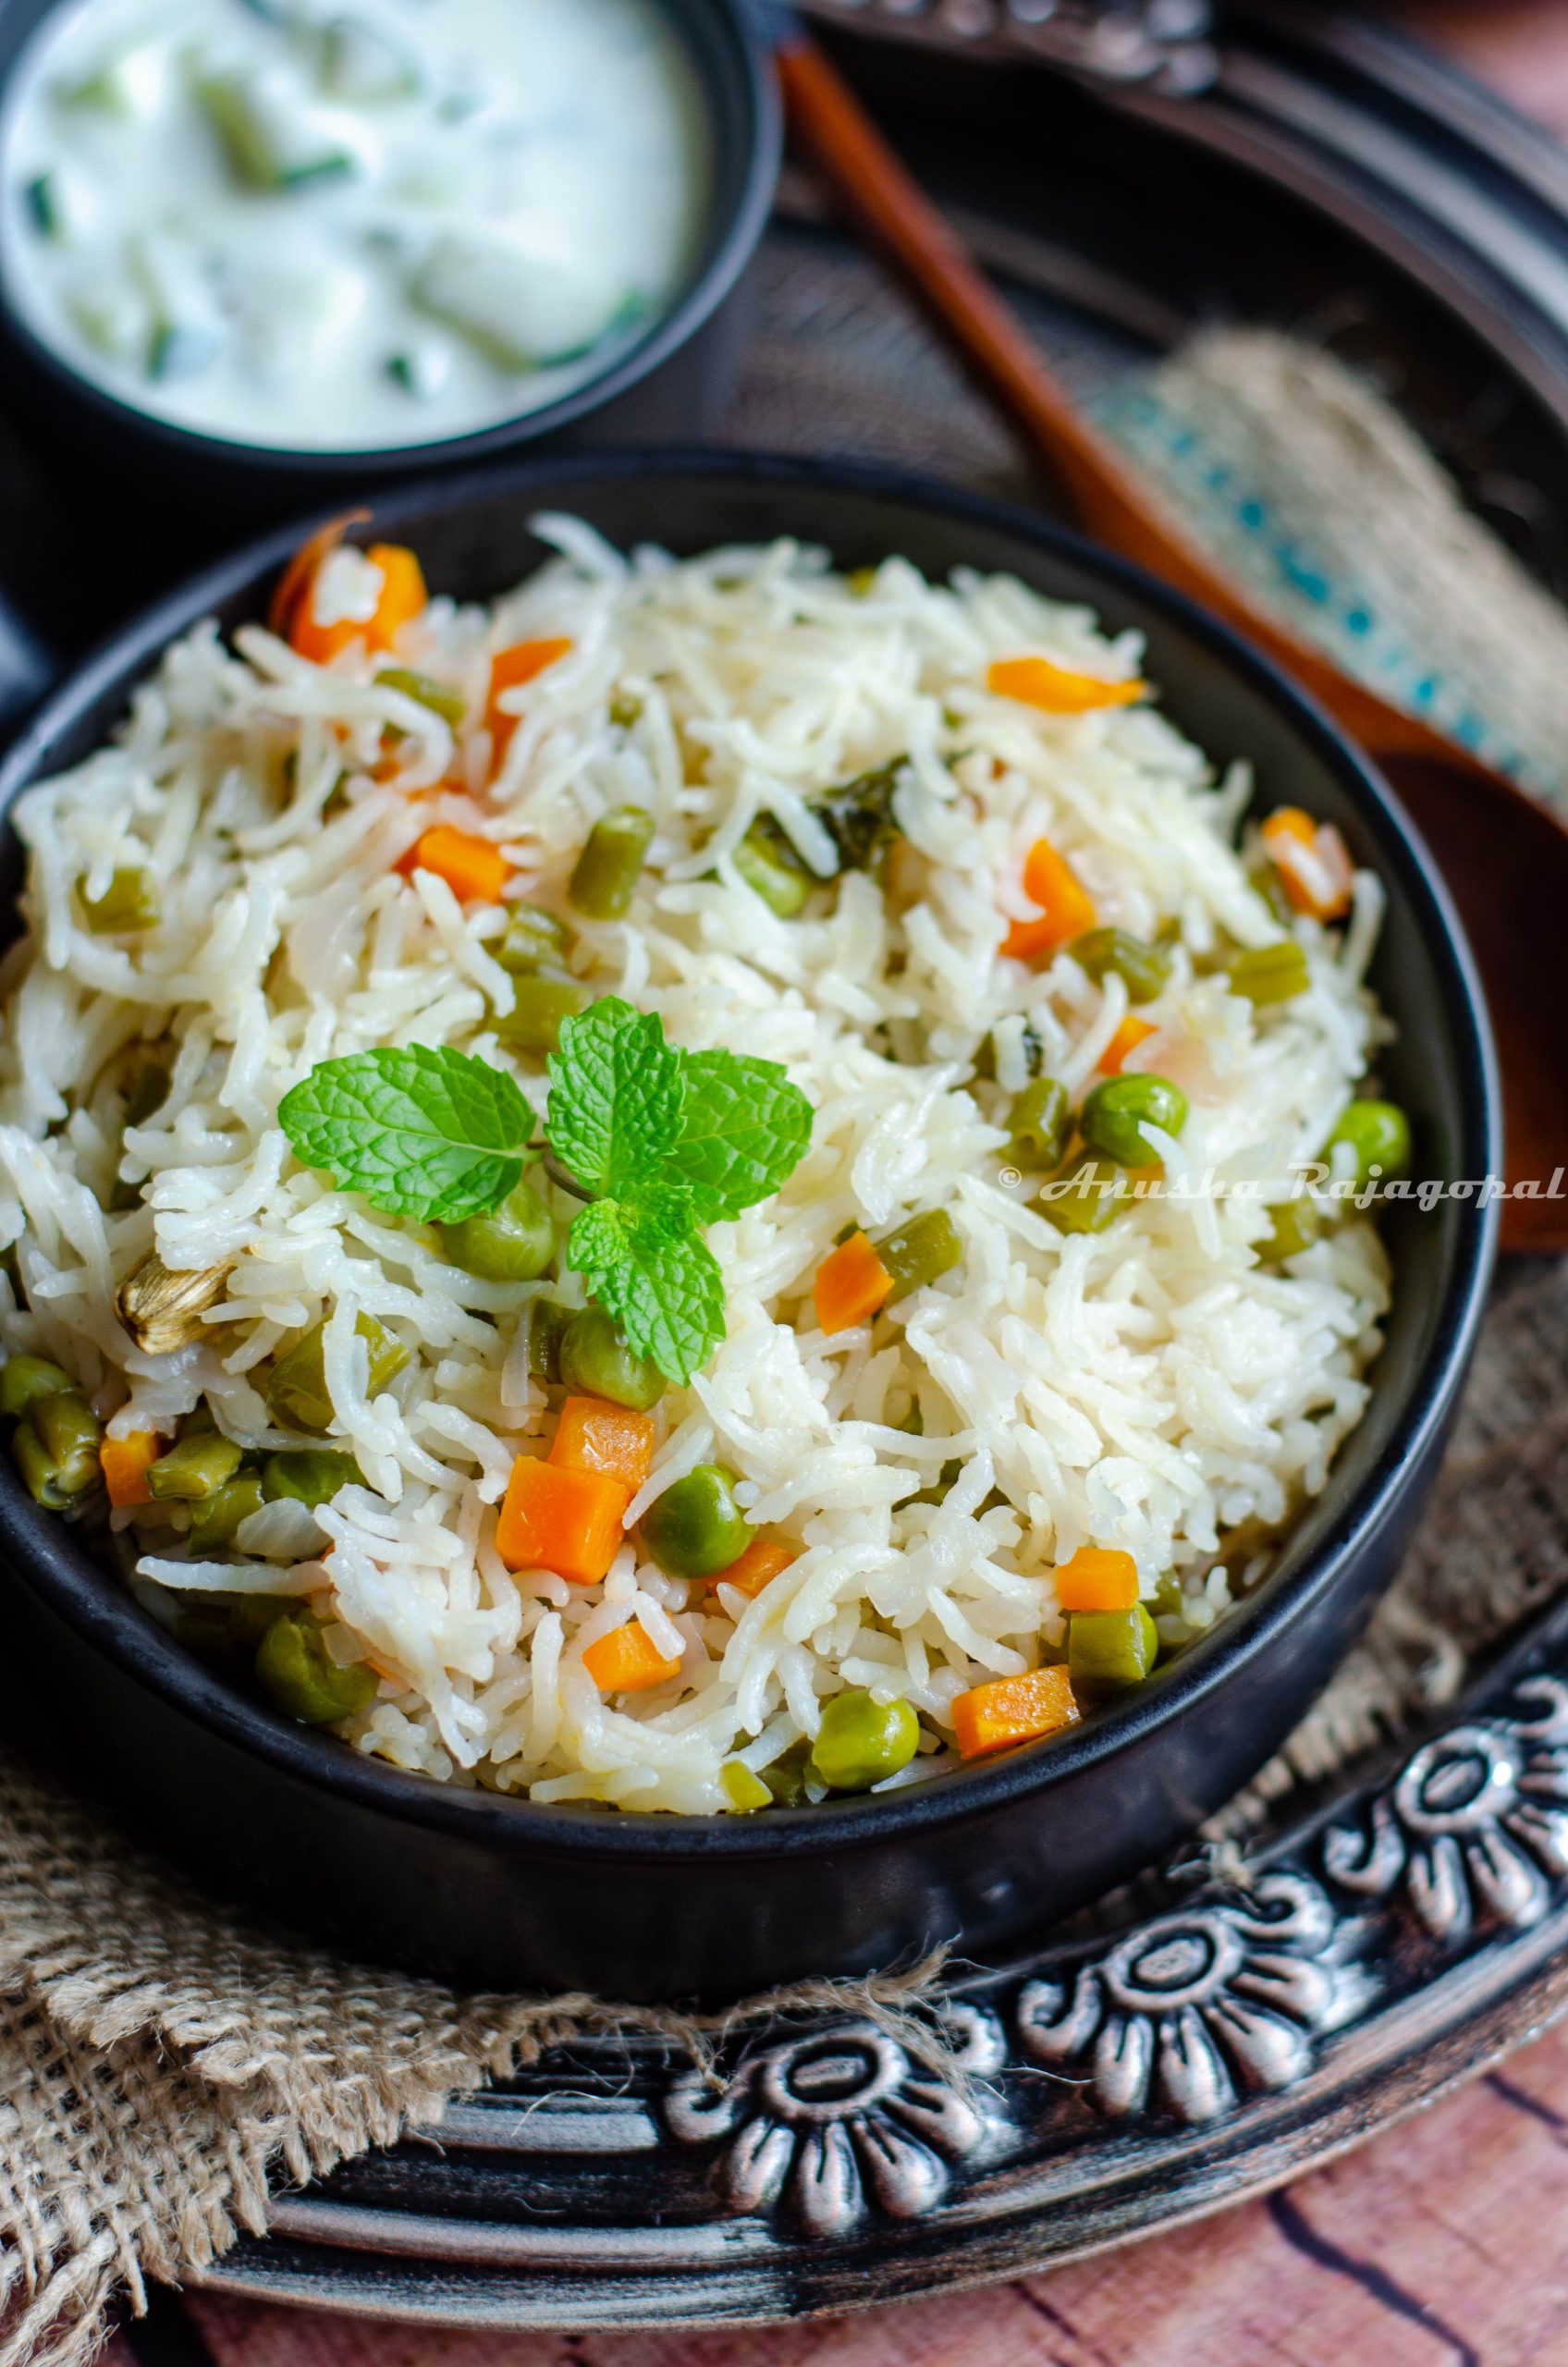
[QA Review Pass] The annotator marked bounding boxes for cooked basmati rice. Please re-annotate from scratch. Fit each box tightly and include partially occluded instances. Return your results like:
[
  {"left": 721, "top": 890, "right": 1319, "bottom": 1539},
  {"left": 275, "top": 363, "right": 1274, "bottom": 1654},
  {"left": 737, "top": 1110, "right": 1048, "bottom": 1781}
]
[{"left": 0, "top": 520, "right": 1391, "bottom": 1812}]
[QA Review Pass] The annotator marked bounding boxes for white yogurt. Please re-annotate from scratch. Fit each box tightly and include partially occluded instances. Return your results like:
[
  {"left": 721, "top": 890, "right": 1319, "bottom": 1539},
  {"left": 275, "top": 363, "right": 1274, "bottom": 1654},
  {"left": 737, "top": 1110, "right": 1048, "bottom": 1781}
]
[{"left": 0, "top": 0, "right": 710, "bottom": 449}]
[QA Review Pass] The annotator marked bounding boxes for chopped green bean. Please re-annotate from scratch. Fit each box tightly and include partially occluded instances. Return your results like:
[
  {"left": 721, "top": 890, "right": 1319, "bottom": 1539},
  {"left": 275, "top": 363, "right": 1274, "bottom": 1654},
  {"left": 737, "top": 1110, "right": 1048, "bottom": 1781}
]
[
  {"left": 1070, "top": 1603, "right": 1158, "bottom": 1697},
  {"left": 78, "top": 866, "right": 160, "bottom": 934},
  {"left": 254, "top": 1609, "right": 378, "bottom": 1724},
  {"left": 1067, "top": 926, "right": 1170, "bottom": 1004},
  {"left": 228, "top": 1590, "right": 288, "bottom": 1649},
  {"left": 1008, "top": 1077, "right": 1071, "bottom": 1171},
  {"left": 1039, "top": 1152, "right": 1126, "bottom": 1234},
  {"left": 148, "top": 1423, "right": 242, "bottom": 1502},
  {"left": 559, "top": 1306, "right": 666, "bottom": 1411},
  {"left": 642, "top": 1465, "right": 751, "bottom": 1579},
  {"left": 875, "top": 1208, "right": 963, "bottom": 1303},
  {"left": 1225, "top": 941, "right": 1311, "bottom": 1005},
  {"left": 1325, "top": 1098, "right": 1412, "bottom": 1189},
  {"left": 732, "top": 816, "right": 813, "bottom": 917},
  {"left": 188, "top": 1469, "right": 265, "bottom": 1551},
  {"left": 12, "top": 1392, "right": 102, "bottom": 1505},
  {"left": 810, "top": 1689, "right": 919, "bottom": 1792},
  {"left": 720, "top": 1760, "right": 772, "bottom": 1813},
  {"left": 263, "top": 1448, "right": 362, "bottom": 1508},
  {"left": 1081, "top": 1073, "right": 1188, "bottom": 1166},
  {"left": 524, "top": 1296, "right": 572, "bottom": 1381},
  {"left": 493, "top": 904, "right": 572, "bottom": 975},
  {"left": 265, "top": 1312, "right": 408, "bottom": 1434},
  {"left": 569, "top": 805, "right": 655, "bottom": 920},
  {"left": 493, "top": 971, "right": 591, "bottom": 1052},
  {"left": 439, "top": 1179, "right": 554, "bottom": 1282},
  {"left": 0, "top": 1354, "right": 74, "bottom": 1419},
  {"left": 374, "top": 666, "right": 466, "bottom": 726}
]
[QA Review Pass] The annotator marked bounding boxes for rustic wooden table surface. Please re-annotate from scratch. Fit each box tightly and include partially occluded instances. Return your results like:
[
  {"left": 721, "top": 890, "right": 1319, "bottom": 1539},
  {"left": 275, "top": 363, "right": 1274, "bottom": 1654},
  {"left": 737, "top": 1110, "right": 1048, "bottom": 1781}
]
[{"left": 101, "top": 11, "right": 1568, "bottom": 2365}]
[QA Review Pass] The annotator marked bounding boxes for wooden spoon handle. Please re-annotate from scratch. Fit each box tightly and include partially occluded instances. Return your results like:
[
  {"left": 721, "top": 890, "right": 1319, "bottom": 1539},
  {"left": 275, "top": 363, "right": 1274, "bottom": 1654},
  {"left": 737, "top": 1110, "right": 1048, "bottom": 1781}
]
[{"left": 776, "top": 32, "right": 1514, "bottom": 794}]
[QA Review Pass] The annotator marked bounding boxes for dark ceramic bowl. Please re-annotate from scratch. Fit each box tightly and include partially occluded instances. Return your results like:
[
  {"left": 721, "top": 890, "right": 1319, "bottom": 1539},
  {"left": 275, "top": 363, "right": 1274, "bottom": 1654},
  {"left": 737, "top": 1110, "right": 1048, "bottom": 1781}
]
[
  {"left": 0, "top": 0, "right": 778, "bottom": 535},
  {"left": 0, "top": 454, "right": 1499, "bottom": 2003}
]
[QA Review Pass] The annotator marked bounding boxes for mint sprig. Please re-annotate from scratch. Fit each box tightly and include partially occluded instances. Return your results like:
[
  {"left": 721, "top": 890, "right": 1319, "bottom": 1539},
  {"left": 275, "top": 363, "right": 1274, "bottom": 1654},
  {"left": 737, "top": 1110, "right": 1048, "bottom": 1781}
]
[{"left": 276, "top": 998, "right": 813, "bottom": 1385}]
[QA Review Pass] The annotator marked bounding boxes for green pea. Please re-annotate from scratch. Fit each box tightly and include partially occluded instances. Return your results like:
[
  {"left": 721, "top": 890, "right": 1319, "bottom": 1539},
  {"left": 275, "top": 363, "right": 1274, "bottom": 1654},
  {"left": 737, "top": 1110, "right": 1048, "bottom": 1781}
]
[
  {"left": 148, "top": 1423, "right": 242, "bottom": 1502},
  {"left": 1039, "top": 1151, "right": 1125, "bottom": 1234},
  {"left": 732, "top": 816, "right": 812, "bottom": 917},
  {"left": 810, "top": 1688, "right": 920, "bottom": 1792},
  {"left": 720, "top": 1760, "right": 773, "bottom": 1813},
  {"left": 188, "top": 1470, "right": 265, "bottom": 1552},
  {"left": 493, "top": 904, "right": 572, "bottom": 975},
  {"left": 493, "top": 971, "right": 591, "bottom": 1053},
  {"left": 559, "top": 1306, "right": 667, "bottom": 1411},
  {"left": 1081, "top": 1073, "right": 1188, "bottom": 1167},
  {"left": 524, "top": 1296, "right": 571, "bottom": 1381},
  {"left": 1260, "top": 1196, "right": 1322, "bottom": 1263},
  {"left": 254, "top": 1608, "right": 378, "bottom": 1725},
  {"left": 875, "top": 1208, "right": 963, "bottom": 1303},
  {"left": 266, "top": 1312, "right": 409, "bottom": 1434},
  {"left": 374, "top": 665, "right": 465, "bottom": 726},
  {"left": 263, "top": 1449, "right": 362, "bottom": 1509},
  {"left": 761, "top": 1739, "right": 813, "bottom": 1808},
  {"left": 1325, "top": 1098, "right": 1412, "bottom": 1189},
  {"left": 1067, "top": 926, "right": 1170, "bottom": 1004},
  {"left": 12, "top": 1404, "right": 100, "bottom": 1506},
  {"left": 1224, "top": 941, "right": 1311, "bottom": 1006},
  {"left": 1007, "top": 1077, "right": 1071, "bottom": 1171},
  {"left": 642, "top": 1464, "right": 751, "bottom": 1579},
  {"left": 0, "top": 1353, "right": 74, "bottom": 1419},
  {"left": 77, "top": 865, "right": 160, "bottom": 934},
  {"left": 1070, "top": 1603, "right": 1158, "bottom": 1697},
  {"left": 608, "top": 690, "right": 643, "bottom": 729},
  {"left": 569, "top": 804, "right": 655, "bottom": 920},
  {"left": 439, "top": 1179, "right": 554, "bottom": 1282}
]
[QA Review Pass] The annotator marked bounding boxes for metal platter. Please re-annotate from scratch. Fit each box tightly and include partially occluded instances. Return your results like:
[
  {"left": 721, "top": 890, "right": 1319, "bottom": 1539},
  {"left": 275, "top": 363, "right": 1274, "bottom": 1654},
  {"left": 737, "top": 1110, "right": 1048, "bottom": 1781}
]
[{"left": 159, "top": 0, "right": 1568, "bottom": 2325}]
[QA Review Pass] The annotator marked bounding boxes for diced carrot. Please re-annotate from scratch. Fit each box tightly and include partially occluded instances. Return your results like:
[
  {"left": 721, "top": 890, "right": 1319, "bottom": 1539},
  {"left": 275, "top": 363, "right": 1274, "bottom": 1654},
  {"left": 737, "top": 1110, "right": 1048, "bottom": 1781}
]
[
  {"left": 1261, "top": 804, "right": 1354, "bottom": 922},
  {"left": 496, "top": 1456, "right": 630, "bottom": 1587},
  {"left": 550, "top": 1395, "right": 656, "bottom": 1496},
  {"left": 813, "top": 1231, "right": 894, "bottom": 1335},
  {"left": 267, "top": 509, "right": 370, "bottom": 639},
  {"left": 710, "top": 1536, "right": 799, "bottom": 1600},
  {"left": 987, "top": 656, "right": 1144, "bottom": 713},
  {"left": 1054, "top": 1545, "right": 1139, "bottom": 1613},
  {"left": 100, "top": 1429, "right": 165, "bottom": 1508},
  {"left": 291, "top": 542, "right": 428, "bottom": 665},
  {"left": 398, "top": 823, "right": 509, "bottom": 903},
  {"left": 486, "top": 637, "right": 573, "bottom": 767},
  {"left": 1100, "top": 1014, "right": 1157, "bottom": 1074},
  {"left": 951, "top": 1665, "right": 1080, "bottom": 1760},
  {"left": 582, "top": 1621, "right": 683, "bottom": 1694},
  {"left": 1003, "top": 838, "right": 1096, "bottom": 961}
]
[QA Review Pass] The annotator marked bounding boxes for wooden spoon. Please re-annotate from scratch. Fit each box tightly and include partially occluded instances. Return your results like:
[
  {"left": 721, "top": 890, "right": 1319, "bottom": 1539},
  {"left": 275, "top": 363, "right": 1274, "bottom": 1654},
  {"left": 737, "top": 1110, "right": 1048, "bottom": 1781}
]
[{"left": 778, "top": 31, "right": 1568, "bottom": 1252}]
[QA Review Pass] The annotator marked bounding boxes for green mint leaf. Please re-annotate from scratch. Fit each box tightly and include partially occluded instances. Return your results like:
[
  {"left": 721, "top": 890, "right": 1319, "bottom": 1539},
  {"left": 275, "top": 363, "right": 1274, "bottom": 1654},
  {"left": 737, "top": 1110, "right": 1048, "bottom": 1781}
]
[
  {"left": 568, "top": 1186, "right": 725, "bottom": 1386},
  {"left": 667, "top": 1050, "right": 814, "bottom": 1222},
  {"left": 278, "top": 1044, "right": 533, "bottom": 1221},
  {"left": 545, "top": 997, "right": 683, "bottom": 1198}
]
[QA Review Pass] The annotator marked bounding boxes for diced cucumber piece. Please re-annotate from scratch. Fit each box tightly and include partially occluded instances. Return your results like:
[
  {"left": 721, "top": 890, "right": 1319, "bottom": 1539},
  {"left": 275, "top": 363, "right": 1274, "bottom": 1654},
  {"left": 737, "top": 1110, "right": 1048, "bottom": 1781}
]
[
  {"left": 23, "top": 169, "right": 80, "bottom": 239},
  {"left": 320, "top": 16, "right": 423, "bottom": 104},
  {"left": 233, "top": 253, "right": 364, "bottom": 377},
  {"left": 132, "top": 232, "right": 225, "bottom": 384},
  {"left": 58, "top": 43, "right": 163, "bottom": 118},
  {"left": 410, "top": 235, "right": 627, "bottom": 372},
  {"left": 386, "top": 338, "right": 450, "bottom": 399},
  {"left": 196, "top": 67, "right": 360, "bottom": 191}
]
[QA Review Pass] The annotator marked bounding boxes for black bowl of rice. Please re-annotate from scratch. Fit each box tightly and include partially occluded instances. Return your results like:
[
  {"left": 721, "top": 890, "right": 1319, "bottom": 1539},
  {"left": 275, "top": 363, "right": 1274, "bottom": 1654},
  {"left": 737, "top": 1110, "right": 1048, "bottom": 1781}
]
[{"left": 0, "top": 453, "right": 1497, "bottom": 2000}]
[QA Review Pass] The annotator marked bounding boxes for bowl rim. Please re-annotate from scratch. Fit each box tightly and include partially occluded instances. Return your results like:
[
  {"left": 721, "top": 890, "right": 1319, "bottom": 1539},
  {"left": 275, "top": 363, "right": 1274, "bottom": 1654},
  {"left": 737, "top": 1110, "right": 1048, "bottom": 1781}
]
[
  {"left": 0, "top": 0, "right": 780, "bottom": 475},
  {"left": 0, "top": 446, "right": 1501, "bottom": 1863}
]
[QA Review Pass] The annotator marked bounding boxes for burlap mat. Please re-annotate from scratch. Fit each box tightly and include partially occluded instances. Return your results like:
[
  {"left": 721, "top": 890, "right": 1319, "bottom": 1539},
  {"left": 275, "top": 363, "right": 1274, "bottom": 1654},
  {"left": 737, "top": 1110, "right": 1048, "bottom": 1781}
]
[{"left": 4, "top": 255, "right": 1564, "bottom": 2361}]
